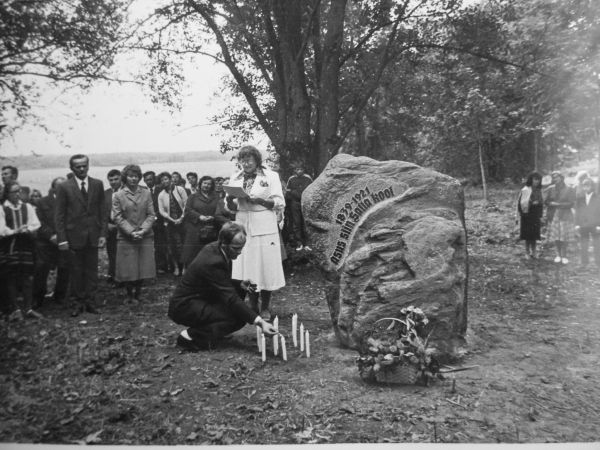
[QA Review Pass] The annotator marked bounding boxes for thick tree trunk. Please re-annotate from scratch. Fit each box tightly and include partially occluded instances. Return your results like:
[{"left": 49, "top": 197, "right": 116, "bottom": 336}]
[
  {"left": 315, "top": 0, "right": 347, "bottom": 173},
  {"left": 272, "top": 0, "right": 312, "bottom": 174}
]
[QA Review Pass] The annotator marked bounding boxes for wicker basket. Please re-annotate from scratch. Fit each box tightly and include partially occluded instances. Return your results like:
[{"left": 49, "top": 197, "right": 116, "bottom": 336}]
[{"left": 374, "top": 362, "right": 421, "bottom": 384}]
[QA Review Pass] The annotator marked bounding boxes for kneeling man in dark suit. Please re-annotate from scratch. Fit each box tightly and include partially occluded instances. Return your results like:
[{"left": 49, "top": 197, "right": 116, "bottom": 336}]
[{"left": 168, "top": 222, "right": 276, "bottom": 351}]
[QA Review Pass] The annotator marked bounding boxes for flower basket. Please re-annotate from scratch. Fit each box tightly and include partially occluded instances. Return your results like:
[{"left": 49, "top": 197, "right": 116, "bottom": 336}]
[{"left": 356, "top": 306, "right": 439, "bottom": 385}]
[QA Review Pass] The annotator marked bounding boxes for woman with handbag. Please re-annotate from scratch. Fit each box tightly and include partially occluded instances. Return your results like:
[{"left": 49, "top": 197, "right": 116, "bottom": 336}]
[{"left": 182, "top": 176, "right": 219, "bottom": 266}]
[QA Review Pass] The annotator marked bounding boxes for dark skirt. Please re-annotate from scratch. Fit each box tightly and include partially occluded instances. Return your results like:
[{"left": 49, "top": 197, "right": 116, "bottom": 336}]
[
  {"left": 519, "top": 205, "right": 543, "bottom": 241},
  {"left": 182, "top": 223, "right": 217, "bottom": 266},
  {"left": 0, "top": 234, "right": 35, "bottom": 274}
]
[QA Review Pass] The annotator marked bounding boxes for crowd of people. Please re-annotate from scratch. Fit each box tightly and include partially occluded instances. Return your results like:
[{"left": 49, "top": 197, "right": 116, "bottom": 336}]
[
  {"left": 5, "top": 151, "right": 597, "bottom": 351},
  {"left": 516, "top": 170, "right": 600, "bottom": 268},
  {"left": 0, "top": 146, "right": 313, "bottom": 350}
]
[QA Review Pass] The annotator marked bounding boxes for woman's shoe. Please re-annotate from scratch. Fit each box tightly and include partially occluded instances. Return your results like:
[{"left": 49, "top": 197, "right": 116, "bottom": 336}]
[{"left": 553, "top": 256, "right": 562, "bottom": 263}]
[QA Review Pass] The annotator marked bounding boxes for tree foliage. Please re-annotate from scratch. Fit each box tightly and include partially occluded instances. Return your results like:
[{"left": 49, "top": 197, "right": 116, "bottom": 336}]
[
  {"left": 0, "top": 0, "right": 131, "bottom": 136},
  {"left": 136, "top": 0, "right": 461, "bottom": 176},
  {"left": 343, "top": 0, "right": 600, "bottom": 182}
]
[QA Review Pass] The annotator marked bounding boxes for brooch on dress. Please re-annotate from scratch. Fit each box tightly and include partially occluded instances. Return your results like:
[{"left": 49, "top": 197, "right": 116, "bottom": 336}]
[{"left": 260, "top": 180, "right": 269, "bottom": 187}]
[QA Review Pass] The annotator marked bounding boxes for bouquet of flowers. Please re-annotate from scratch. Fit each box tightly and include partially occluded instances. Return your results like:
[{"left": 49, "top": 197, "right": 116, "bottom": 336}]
[{"left": 356, "top": 306, "right": 440, "bottom": 385}]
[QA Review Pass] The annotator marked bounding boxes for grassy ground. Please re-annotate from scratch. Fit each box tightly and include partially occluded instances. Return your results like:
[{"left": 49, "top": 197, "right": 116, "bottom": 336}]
[{"left": 1, "top": 185, "right": 599, "bottom": 444}]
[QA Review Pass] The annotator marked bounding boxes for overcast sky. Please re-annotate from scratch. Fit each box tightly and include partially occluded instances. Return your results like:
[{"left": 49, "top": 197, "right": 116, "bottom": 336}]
[{"left": 3, "top": 57, "right": 234, "bottom": 157}]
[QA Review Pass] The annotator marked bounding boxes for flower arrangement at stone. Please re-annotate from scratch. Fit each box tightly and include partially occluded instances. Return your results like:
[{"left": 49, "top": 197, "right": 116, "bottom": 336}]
[{"left": 356, "top": 306, "right": 440, "bottom": 384}]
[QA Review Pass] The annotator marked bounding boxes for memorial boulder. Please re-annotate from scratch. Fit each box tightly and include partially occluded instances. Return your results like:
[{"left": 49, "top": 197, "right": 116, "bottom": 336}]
[{"left": 302, "top": 154, "right": 468, "bottom": 359}]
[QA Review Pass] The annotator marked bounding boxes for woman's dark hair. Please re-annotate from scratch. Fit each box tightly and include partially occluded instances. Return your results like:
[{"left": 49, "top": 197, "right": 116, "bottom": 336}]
[
  {"left": 3, "top": 181, "right": 20, "bottom": 200},
  {"left": 214, "top": 176, "right": 224, "bottom": 183},
  {"left": 198, "top": 175, "right": 215, "bottom": 193},
  {"left": 525, "top": 171, "right": 542, "bottom": 187},
  {"left": 157, "top": 171, "right": 171, "bottom": 181},
  {"left": 237, "top": 145, "right": 264, "bottom": 168},
  {"left": 121, "top": 164, "right": 143, "bottom": 185}
]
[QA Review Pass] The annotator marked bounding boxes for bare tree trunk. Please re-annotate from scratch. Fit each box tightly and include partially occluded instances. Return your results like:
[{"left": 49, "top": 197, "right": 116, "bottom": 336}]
[
  {"left": 478, "top": 136, "right": 488, "bottom": 202},
  {"left": 316, "top": 0, "right": 347, "bottom": 172},
  {"left": 271, "top": 0, "right": 312, "bottom": 173}
]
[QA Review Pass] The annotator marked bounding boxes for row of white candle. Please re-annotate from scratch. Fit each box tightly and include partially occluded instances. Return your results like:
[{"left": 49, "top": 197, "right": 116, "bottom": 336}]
[{"left": 256, "top": 314, "right": 310, "bottom": 361}]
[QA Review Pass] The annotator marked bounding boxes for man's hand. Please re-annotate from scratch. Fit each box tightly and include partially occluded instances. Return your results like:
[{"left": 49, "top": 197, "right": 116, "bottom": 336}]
[
  {"left": 241, "top": 280, "right": 257, "bottom": 293},
  {"left": 50, "top": 234, "right": 58, "bottom": 245},
  {"left": 575, "top": 225, "right": 581, "bottom": 231},
  {"left": 58, "top": 241, "right": 69, "bottom": 251},
  {"left": 98, "top": 237, "right": 106, "bottom": 248},
  {"left": 131, "top": 231, "right": 143, "bottom": 240},
  {"left": 255, "top": 317, "right": 277, "bottom": 336}
]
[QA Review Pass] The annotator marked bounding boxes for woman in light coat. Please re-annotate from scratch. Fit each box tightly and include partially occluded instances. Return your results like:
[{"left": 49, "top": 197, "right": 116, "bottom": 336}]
[
  {"left": 225, "top": 145, "right": 285, "bottom": 320},
  {"left": 113, "top": 164, "right": 156, "bottom": 303}
]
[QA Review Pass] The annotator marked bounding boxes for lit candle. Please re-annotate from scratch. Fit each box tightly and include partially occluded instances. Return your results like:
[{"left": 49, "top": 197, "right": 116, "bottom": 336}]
[
  {"left": 256, "top": 326, "right": 262, "bottom": 352},
  {"left": 305, "top": 330, "right": 310, "bottom": 357},
  {"left": 300, "top": 323, "right": 305, "bottom": 352},
  {"left": 292, "top": 314, "right": 298, "bottom": 347},
  {"left": 261, "top": 333, "right": 266, "bottom": 362},
  {"left": 273, "top": 316, "right": 279, "bottom": 355},
  {"left": 281, "top": 335, "right": 287, "bottom": 361}
]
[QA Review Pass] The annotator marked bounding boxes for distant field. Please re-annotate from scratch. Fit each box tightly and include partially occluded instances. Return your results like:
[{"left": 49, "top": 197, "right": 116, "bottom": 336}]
[{"left": 18, "top": 160, "right": 238, "bottom": 193}]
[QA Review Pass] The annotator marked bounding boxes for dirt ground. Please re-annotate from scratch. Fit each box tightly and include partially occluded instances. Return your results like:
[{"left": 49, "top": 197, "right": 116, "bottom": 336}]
[{"left": 1, "top": 186, "right": 599, "bottom": 444}]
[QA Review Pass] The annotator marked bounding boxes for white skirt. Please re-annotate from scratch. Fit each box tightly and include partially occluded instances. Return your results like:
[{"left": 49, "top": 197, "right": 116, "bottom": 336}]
[{"left": 232, "top": 222, "right": 285, "bottom": 291}]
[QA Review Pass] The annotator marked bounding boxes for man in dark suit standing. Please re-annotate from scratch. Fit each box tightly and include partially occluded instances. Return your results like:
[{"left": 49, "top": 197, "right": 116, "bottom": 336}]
[
  {"left": 55, "top": 154, "right": 107, "bottom": 316},
  {"left": 33, "top": 177, "right": 70, "bottom": 307},
  {"left": 143, "top": 171, "right": 168, "bottom": 273},
  {"left": 104, "top": 169, "right": 122, "bottom": 283}
]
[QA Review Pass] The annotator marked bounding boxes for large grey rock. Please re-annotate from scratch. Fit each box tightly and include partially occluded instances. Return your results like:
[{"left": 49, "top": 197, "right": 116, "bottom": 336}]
[{"left": 303, "top": 154, "right": 468, "bottom": 358}]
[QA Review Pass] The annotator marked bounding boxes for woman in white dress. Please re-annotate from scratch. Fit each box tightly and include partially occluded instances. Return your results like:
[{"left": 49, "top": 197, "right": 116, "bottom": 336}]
[{"left": 225, "top": 145, "right": 285, "bottom": 321}]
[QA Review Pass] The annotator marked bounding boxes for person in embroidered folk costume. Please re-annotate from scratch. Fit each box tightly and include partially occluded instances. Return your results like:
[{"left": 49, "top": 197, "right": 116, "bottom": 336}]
[
  {"left": 224, "top": 145, "right": 286, "bottom": 321},
  {"left": 0, "top": 181, "right": 42, "bottom": 320},
  {"left": 516, "top": 172, "right": 544, "bottom": 259}
]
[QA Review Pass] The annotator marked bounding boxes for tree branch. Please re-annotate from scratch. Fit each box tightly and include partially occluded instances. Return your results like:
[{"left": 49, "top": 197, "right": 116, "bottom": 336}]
[{"left": 186, "top": 0, "right": 277, "bottom": 142}]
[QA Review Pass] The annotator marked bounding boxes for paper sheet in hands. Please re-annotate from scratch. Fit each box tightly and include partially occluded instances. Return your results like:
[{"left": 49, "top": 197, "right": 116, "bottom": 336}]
[{"left": 223, "top": 185, "right": 250, "bottom": 199}]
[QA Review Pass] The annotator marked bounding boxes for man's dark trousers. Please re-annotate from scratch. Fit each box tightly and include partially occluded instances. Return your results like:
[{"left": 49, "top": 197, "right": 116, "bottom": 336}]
[
  {"left": 168, "top": 241, "right": 256, "bottom": 342},
  {"left": 106, "top": 227, "right": 118, "bottom": 279},
  {"left": 67, "top": 236, "right": 99, "bottom": 305},
  {"left": 33, "top": 241, "right": 69, "bottom": 305}
]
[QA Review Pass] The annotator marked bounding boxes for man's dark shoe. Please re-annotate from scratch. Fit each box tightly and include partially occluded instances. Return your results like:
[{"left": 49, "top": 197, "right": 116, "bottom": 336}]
[{"left": 176, "top": 335, "right": 212, "bottom": 352}]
